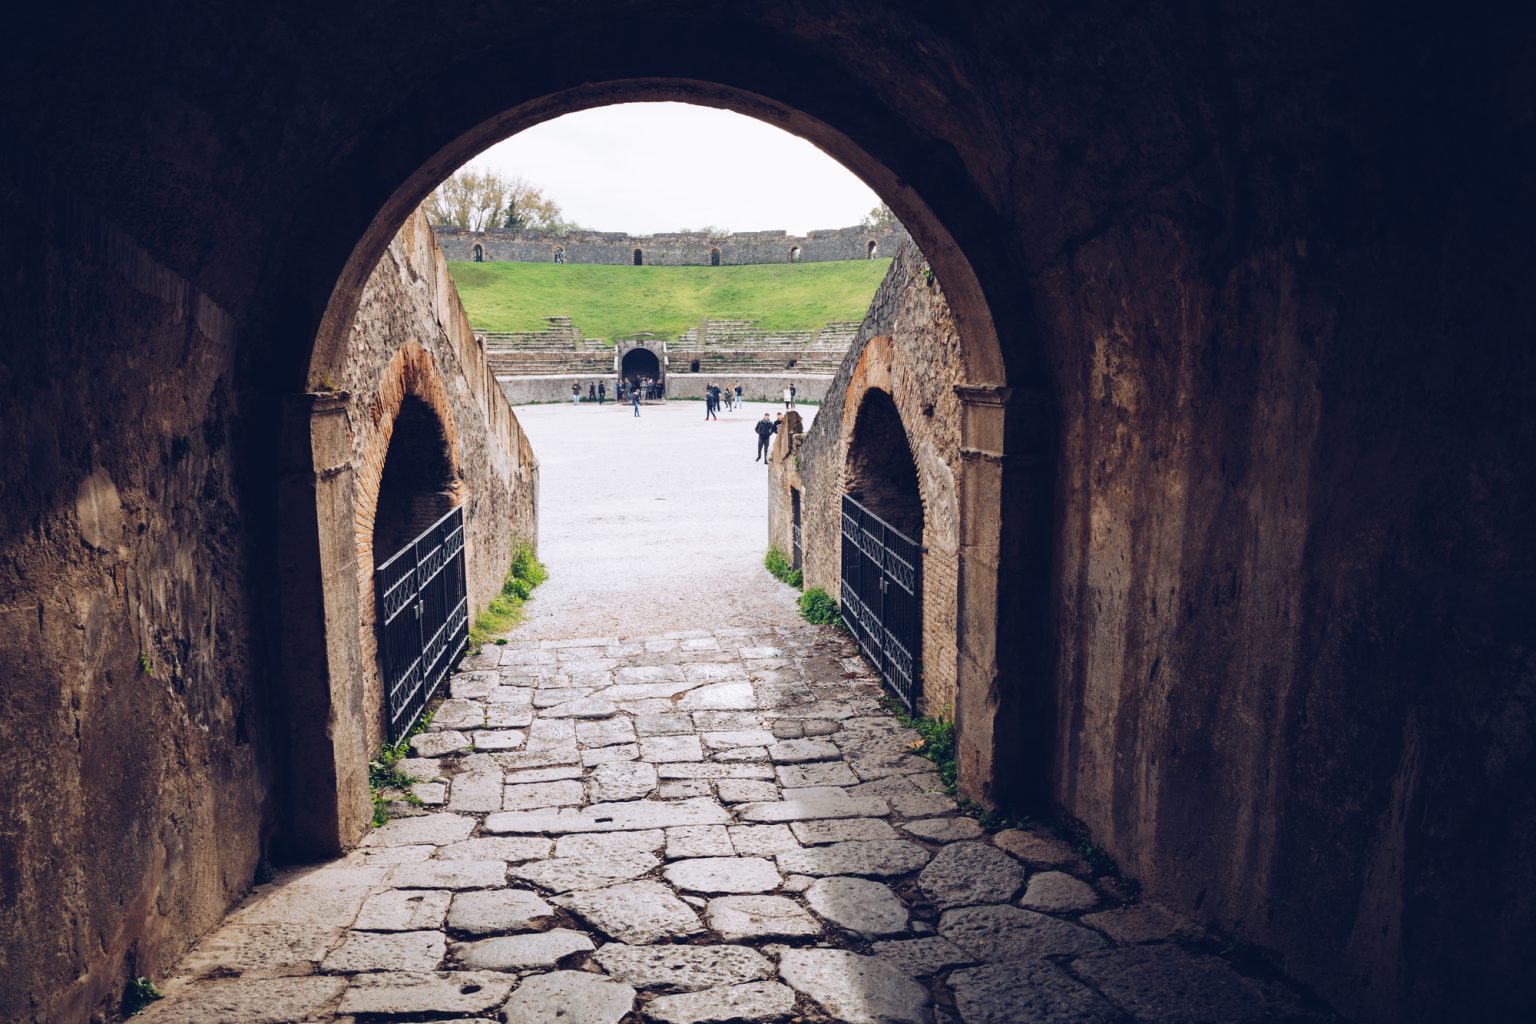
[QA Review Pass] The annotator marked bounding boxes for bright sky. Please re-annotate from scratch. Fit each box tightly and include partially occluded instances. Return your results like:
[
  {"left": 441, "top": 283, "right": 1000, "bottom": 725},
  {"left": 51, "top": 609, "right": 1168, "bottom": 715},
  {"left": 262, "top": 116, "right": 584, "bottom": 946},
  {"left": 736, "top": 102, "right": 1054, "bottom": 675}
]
[{"left": 466, "top": 103, "right": 882, "bottom": 236}]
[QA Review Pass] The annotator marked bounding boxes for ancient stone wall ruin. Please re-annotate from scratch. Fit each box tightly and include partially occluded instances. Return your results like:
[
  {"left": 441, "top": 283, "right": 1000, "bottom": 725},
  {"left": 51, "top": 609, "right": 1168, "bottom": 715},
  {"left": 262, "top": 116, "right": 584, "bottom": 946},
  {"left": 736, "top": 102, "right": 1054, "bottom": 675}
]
[{"left": 437, "top": 223, "right": 907, "bottom": 265}]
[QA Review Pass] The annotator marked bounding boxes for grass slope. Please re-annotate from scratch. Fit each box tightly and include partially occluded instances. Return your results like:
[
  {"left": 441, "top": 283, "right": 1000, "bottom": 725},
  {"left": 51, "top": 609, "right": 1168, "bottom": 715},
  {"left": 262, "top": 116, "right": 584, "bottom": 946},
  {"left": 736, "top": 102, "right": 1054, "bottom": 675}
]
[{"left": 448, "top": 259, "right": 890, "bottom": 340}]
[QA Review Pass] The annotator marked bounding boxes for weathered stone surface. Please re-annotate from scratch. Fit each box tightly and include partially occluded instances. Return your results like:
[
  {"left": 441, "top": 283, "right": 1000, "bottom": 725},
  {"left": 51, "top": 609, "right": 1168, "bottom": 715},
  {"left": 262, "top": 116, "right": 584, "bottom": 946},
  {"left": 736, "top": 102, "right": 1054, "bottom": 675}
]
[
  {"left": 355, "top": 889, "right": 452, "bottom": 931},
  {"left": 767, "top": 738, "right": 841, "bottom": 763},
  {"left": 454, "top": 928, "right": 595, "bottom": 969},
  {"left": 706, "top": 896, "right": 820, "bottom": 941},
  {"left": 589, "top": 760, "right": 659, "bottom": 802},
  {"left": 389, "top": 860, "right": 506, "bottom": 890},
  {"left": 320, "top": 930, "right": 446, "bottom": 972},
  {"left": 138, "top": 977, "right": 347, "bottom": 1024},
  {"left": 446, "top": 889, "right": 555, "bottom": 935},
  {"left": 900, "top": 817, "right": 984, "bottom": 842},
  {"left": 666, "top": 825, "right": 735, "bottom": 859},
  {"left": 659, "top": 780, "right": 713, "bottom": 799},
  {"left": 675, "top": 682, "right": 757, "bottom": 710},
  {"left": 804, "top": 876, "right": 909, "bottom": 935},
  {"left": 504, "top": 778, "right": 586, "bottom": 810},
  {"left": 410, "top": 781, "right": 447, "bottom": 806},
  {"left": 645, "top": 981, "right": 798, "bottom": 1024},
  {"left": 776, "top": 761, "right": 859, "bottom": 787},
  {"left": 470, "top": 728, "right": 526, "bottom": 751},
  {"left": 227, "top": 884, "right": 373, "bottom": 929},
  {"left": 636, "top": 713, "right": 693, "bottom": 735},
  {"left": 436, "top": 836, "right": 554, "bottom": 863},
  {"left": 363, "top": 812, "right": 475, "bottom": 848},
  {"left": 738, "top": 788, "right": 889, "bottom": 822},
  {"left": 777, "top": 948, "right": 931, "bottom": 1024},
  {"left": 431, "top": 698, "right": 487, "bottom": 731},
  {"left": 583, "top": 743, "right": 641, "bottom": 766},
  {"left": 502, "top": 970, "right": 635, "bottom": 1024},
  {"left": 1018, "top": 871, "right": 1099, "bottom": 913},
  {"left": 1071, "top": 945, "right": 1279, "bottom": 1023},
  {"left": 169, "top": 922, "right": 344, "bottom": 979},
  {"left": 701, "top": 729, "right": 776, "bottom": 750},
  {"left": 542, "top": 697, "right": 621, "bottom": 719},
  {"left": 917, "top": 843, "right": 1025, "bottom": 908},
  {"left": 727, "top": 824, "right": 800, "bottom": 856},
  {"left": 791, "top": 818, "right": 901, "bottom": 844},
  {"left": 487, "top": 797, "right": 730, "bottom": 834},
  {"left": 991, "top": 829, "right": 1079, "bottom": 867},
  {"left": 692, "top": 712, "right": 763, "bottom": 732},
  {"left": 448, "top": 769, "right": 505, "bottom": 812},
  {"left": 513, "top": 851, "right": 659, "bottom": 893},
  {"left": 1080, "top": 903, "right": 1198, "bottom": 944},
  {"left": 777, "top": 840, "right": 931, "bottom": 878},
  {"left": 659, "top": 762, "right": 775, "bottom": 780},
  {"left": 594, "top": 943, "right": 774, "bottom": 991},
  {"left": 553, "top": 881, "right": 705, "bottom": 943},
  {"left": 665, "top": 857, "right": 782, "bottom": 894},
  {"left": 338, "top": 971, "right": 514, "bottom": 1016},
  {"left": 638, "top": 734, "right": 706, "bottom": 762},
  {"left": 556, "top": 829, "right": 667, "bottom": 859},
  {"left": 578, "top": 718, "right": 638, "bottom": 747},
  {"left": 938, "top": 905, "right": 1106, "bottom": 961},
  {"left": 869, "top": 936, "right": 974, "bottom": 978},
  {"left": 949, "top": 962, "right": 1123, "bottom": 1024},
  {"left": 411, "top": 730, "right": 474, "bottom": 757},
  {"left": 505, "top": 764, "right": 584, "bottom": 784}
]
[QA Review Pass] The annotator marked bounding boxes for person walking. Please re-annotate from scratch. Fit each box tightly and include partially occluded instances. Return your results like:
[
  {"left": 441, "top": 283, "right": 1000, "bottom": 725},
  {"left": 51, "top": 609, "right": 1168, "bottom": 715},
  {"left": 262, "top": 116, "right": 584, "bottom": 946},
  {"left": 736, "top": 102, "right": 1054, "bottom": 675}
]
[
  {"left": 783, "top": 384, "right": 792, "bottom": 409},
  {"left": 588, "top": 382, "right": 597, "bottom": 404},
  {"left": 755, "top": 413, "right": 774, "bottom": 462},
  {"left": 598, "top": 380, "right": 606, "bottom": 405},
  {"left": 571, "top": 382, "right": 581, "bottom": 405},
  {"left": 734, "top": 383, "right": 743, "bottom": 410},
  {"left": 632, "top": 385, "right": 641, "bottom": 417},
  {"left": 705, "top": 384, "right": 717, "bottom": 421},
  {"left": 789, "top": 383, "right": 797, "bottom": 408}
]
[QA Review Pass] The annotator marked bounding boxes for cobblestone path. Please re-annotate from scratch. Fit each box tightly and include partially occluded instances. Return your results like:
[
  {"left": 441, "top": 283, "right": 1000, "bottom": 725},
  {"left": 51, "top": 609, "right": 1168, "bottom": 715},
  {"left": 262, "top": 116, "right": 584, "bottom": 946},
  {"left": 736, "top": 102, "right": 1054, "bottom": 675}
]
[{"left": 141, "top": 626, "right": 1320, "bottom": 1024}]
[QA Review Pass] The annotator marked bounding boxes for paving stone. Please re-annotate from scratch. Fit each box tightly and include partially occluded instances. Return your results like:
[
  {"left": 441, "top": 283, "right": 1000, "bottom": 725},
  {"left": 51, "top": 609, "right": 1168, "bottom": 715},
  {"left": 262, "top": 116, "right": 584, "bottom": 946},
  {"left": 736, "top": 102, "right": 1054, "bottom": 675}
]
[
  {"left": 937, "top": 905, "right": 1107, "bottom": 961},
  {"left": 346, "top": 843, "right": 435, "bottom": 865},
  {"left": 512, "top": 851, "right": 660, "bottom": 893},
  {"left": 448, "top": 770, "right": 504, "bottom": 812},
  {"left": 716, "top": 779, "right": 779, "bottom": 803},
  {"left": 446, "top": 889, "right": 555, "bottom": 935},
  {"left": 589, "top": 760, "right": 659, "bottom": 802},
  {"left": 503, "top": 779, "right": 587, "bottom": 810},
  {"left": 554, "top": 881, "right": 705, "bottom": 944},
  {"left": 727, "top": 825, "right": 799, "bottom": 856},
  {"left": 455, "top": 928, "right": 596, "bottom": 969},
  {"left": 436, "top": 836, "right": 553, "bottom": 863},
  {"left": 619, "top": 665, "right": 688, "bottom": 684},
  {"left": 900, "top": 817, "right": 985, "bottom": 842},
  {"left": 769, "top": 720, "right": 804, "bottom": 739},
  {"left": 917, "top": 842, "right": 1025, "bottom": 909},
  {"left": 636, "top": 713, "right": 693, "bottom": 736},
  {"left": 363, "top": 812, "right": 476, "bottom": 848},
  {"left": 949, "top": 962, "right": 1123, "bottom": 1024},
  {"left": 503, "top": 970, "right": 635, "bottom": 1024},
  {"left": 584, "top": 743, "right": 641, "bottom": 766},
  {"left": 488, "top": 796, "right": 731, "bottom": 835},
  {"left": 665, "top": 857, "right": 782, "bottom": 894},
  {"left": 169, "top": 922, "right": 344, "bottom": 979},
  {"left": 484, "top": 702, "right": 534, "bottom": 726},
  {"left": 791, "top": 817, "right": 901, "bottom": 844},
  {"left": 355, "top": 889, "right": 452, "bottom": 931},
  {"left": 681, "top": 637, "right": 721, "bottom": 651},
  {"left": 869, "top": 936, "right": 975, "bottom": 978},
  {"left": 706, "top": 895, "right": 820, "bottom": 941},
  {"left": 470, "top": 729, "right": 526, "bottom": 751},
  {"left": 804, "top": 876, "right": 910, "bottom": 935},
  {"left": 1018, "top": 870, "right": 1100, "bottom": 913},
  {"left": 692, "top": 712, "right": 763, "bottom": 731},
  {"left": 776, "top": 761, "right": 859, "bottom": 787},
  {"left": 888, "top": 790, "right": 960, "bottom": 817},
  {"left": 739, "top": 646, "right": 783, "bottom": 659},
  {"left": 660, "top": 780, "right": 713, "bottom": 799},
  {"left": 505, "top": 764, "right": 584, "bottom": 784},
  {"left": 411, "top": 781, "right": 447, "bottom": 806},
  {"left": 139, "top": 976, "right": 348, "bottom": 1023},
  {"left": 321, "top": 930, "right": 446, "bottom": 972},
  {"left": 777, "top": 948, "right": 931, "bottom": 1024},
  {"left": 432, "top": 698, "right": 490, "bottom": 731},
  {"left": 676, "top": 682, "right": 757, "bottom": 710},
  {"left": 992, "top": 829, "right": 1080, "bottom": 867},
  {"left": 1071, "top": 945, "right": 1279, "bottom": 1023},
  {"left": 389, "top": 860, "right": 506, "bottom": 890},
  {"left": 801, "top": 719, "right": 841, "bottom": 736},
  {"left": 737, "top": 788, "right": 889, "bottom": 822},
  {"left": 701, "top": 729, "right": 776, "bottom": 750},
  {"left": 486, "top": 684, "right": 536, "bottom": 705},
  {"left": 780, "top": 873, "right": 814, "bottom": 893},
  {"left": 556, "top": 830, "right": 666, "bottom": 859},
  {"left": 602, "top": 680, "right": 702, "bottom": 702},
  {"left": 226, "top": 883, "right": 373, "bottom": 928},
  {"left": 594, "top": 943, "right": 774, "bottom": 991},
  {"left": 777, "top": 840, "right": 931, "bottom": 878},
  {"left": 666, "top": 825, "right": 735, "bottom": 859},
  {"left": 410, "top": 730, "right": 473, "bottom": 757},
  {"left": 543, "top": 697, "right": 621, "bottom": 719},
  {"left": 639, "top": 734, "right": 705, "bottom": 762},
  {"left": 544, "top": 636, "right": 621, "bottom": 649},
  {"left": 646, "top": 981, "right": 797, "bottom": 1024},
  {"left": 338, "top": 970, "right": 513, "bottom": 1016},
  {"left": 657, "top": 762, "right": 775, "bottom": 780},
  {"left": 1080, "top": 903, "right": 1197, "bottom": 944},
  {"left": 503, "top": 648, "right": 558, "bottom": 666},
  {"left": 766, "top": 738, "right": 841, "bottom": 763},
  {"left": 399, "top": 757, "right": 446, "bottom": 782},
  {"left": 534, "top": 687, "right": 595, "bottom": 708},
  {"left": 449, "top": 673, "right": 497, "bottom": 699},
  {"left": 579, "top": 717, "right": 638, "bottom": 747}
]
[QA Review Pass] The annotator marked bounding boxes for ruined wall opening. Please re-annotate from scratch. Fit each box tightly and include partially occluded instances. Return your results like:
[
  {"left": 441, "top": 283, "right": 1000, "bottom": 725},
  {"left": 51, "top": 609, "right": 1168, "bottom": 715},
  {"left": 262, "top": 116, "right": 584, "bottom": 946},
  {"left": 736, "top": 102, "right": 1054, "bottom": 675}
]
[
  {"left": 846, "top": 388, "right": 922, "bottom": 538},
  {"left": 372, "top": 395, "right": 458, "bottom": 563},
  {"left": 710, "top": 247, "right": 721, "bottom": 266},
  {"left": 621, "top": 347, "right": 661, "bottom": 384},
  {"left": 553, "top": 245, "right": 565, "bottom": 263},
  {"left": 472, "top": 243, "right": 484, "bottom": 262},
  {"left": 633, "top": 247, "right": 644, "bottom": 266},
  {"left": 867, "top": 240, "right": 878, "bottom": 258},
  {"left": 790, "top": 246, "right": 802, "bottom": 263}
]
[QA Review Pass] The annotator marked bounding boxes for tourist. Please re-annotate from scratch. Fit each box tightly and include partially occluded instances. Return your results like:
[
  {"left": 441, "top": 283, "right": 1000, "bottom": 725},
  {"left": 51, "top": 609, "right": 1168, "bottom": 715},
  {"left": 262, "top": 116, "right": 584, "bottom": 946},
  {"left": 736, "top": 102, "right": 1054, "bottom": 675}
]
[
  {"left": 783, "top": 384, "right": 793, "bottom": 409},
  {"left": 632, "top": 385, "right": 640, "bottom": 417},
  {"left": 789, "top": 383, "right": 797, "bottom": 408},
  {"left": 705, "top": 384, "right": 717, "bottom": 421},
  {"left": 588, "top": 382, "right": 596, "bottom": 403},
  {"left": 774, "top": 412, "right": 783, "bottom": 436},
  {"left": 734, "top": 383, "right": 743, "bottom": 410},
  {"left": 598, "top": 380, "right": 606, "bottom": 405},
  {"left": 755, "top": 413, "right": 774, "bottom": 461},
  {"left": 571, "top": 382, "right": 581, "bottom": 405}
]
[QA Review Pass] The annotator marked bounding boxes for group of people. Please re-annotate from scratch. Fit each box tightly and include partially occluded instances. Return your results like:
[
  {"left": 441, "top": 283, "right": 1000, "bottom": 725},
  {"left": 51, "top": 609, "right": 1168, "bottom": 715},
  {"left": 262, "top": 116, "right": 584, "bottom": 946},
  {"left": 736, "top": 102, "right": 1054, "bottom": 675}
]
[
  {"left": 620, "top": 377, "right": 662, "bottom": 402},
  {"left": 571, "top": 380, "right": 610, "bottom": 405},
  {"left": 702, "top": 382, "right": 745, "bottom": 419},
  {"left": 755, "top": 411, "right": 785, "bottom": 462}
]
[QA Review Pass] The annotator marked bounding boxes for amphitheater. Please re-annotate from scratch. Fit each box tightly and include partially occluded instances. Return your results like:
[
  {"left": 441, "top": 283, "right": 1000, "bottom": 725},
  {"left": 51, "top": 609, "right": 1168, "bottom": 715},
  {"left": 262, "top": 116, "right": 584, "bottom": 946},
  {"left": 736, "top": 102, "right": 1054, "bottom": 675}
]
[{"left": 439, "top": 223, "right": 907, "bottom": 403}]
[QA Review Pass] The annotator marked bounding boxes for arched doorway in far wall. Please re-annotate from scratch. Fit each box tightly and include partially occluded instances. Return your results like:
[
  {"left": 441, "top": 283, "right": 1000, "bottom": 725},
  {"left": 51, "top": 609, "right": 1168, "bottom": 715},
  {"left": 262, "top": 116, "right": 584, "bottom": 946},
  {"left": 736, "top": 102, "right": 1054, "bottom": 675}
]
[
  {"left": 620, "top": 346, "right": 661, "bottom": 386},
  {"left": 633, "top": 247, "right": 644, "bottom": 265},
  {"left": 867, "top": 240, "right": 878, "bottom": 258},
  {"left": 472, "top": 243, "right": 484, "bottom": 262},
  {"left": 710, "top": 248, "right": 721, "bottom": 266}
]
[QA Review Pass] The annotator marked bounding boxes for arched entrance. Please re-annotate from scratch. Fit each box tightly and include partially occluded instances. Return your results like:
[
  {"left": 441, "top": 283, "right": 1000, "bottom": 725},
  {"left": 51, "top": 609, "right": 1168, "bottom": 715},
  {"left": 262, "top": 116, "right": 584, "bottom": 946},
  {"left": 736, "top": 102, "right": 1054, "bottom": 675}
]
[
  {"left": 710, "top": 247, "right": 721, "bottom": 266},
  {"left": 373, "top": 396, "right": 457, "bottom": 558},
  {"left": 620, "top": 346, "right": 661, "bottom": 386},
  {"left": 472, "top": 243, "right": 484, "bottom": 262},
  {"left": 841, "top": 389, "right": 924, "bottom": 710},
  {"left": 632, "top": 247, "right": 644, "bottom": 265}
]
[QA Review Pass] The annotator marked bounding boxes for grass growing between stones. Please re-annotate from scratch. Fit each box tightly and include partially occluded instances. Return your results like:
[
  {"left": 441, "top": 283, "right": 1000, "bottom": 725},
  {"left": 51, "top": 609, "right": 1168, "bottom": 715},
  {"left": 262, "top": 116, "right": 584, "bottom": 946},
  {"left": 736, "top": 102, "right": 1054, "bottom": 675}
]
[
  {"left": 764, "top": 547, "right": 803, "bottom": 589},
  {"left": 798, "top": 587, "right": 841, "bottom": 626},
  {"left": 368, "top": 706, "right": 436, "bottom": 827},
  {"left": 468, "top": 543, "right": 548, "bottom": 651},
  {"left": 124, "top": 976, "right": 163, "bottom": 1016},
  {"left": 447, "top": 258, "right": 890, "bottom": 339}
]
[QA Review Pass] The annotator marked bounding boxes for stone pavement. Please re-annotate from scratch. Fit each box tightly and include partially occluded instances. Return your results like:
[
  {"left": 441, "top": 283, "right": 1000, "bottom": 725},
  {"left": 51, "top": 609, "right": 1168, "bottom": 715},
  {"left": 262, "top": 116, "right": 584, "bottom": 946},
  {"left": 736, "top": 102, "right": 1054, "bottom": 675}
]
[{"left": 141, "top": 626, "right": 1322, "bottom": 1024}]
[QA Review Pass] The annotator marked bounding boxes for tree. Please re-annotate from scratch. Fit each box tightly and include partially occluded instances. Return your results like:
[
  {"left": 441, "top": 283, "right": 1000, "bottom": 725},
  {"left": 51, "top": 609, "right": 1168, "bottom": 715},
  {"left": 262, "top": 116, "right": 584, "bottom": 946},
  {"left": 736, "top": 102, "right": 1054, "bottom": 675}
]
[
  {"left": 861, "top": 202, "right": 898, "bottom": 232},
  {"left": 423, "top": 169, "right": 566, "bottom": 232}
]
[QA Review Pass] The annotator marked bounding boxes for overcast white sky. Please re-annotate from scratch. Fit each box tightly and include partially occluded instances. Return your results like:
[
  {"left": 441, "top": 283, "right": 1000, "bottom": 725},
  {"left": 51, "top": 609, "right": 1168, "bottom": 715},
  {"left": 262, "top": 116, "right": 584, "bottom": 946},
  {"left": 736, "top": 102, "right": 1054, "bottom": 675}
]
[{"left": 466, "top": 103, "right": 882, "bottom": 235}]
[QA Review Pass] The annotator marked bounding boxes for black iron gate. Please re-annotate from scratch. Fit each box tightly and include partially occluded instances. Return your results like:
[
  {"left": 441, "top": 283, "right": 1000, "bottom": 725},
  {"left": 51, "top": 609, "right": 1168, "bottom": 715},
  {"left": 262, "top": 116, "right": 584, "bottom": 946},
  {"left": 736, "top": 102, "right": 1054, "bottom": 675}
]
[
  {"left": 791, "top": 489, "right": 803, "bottom": 571},
  {"left": 376, "top": 505, "right": 468, "bottom": 740},
  {"left": 840, "top": 493, "right": 923, "bottom": 711}
]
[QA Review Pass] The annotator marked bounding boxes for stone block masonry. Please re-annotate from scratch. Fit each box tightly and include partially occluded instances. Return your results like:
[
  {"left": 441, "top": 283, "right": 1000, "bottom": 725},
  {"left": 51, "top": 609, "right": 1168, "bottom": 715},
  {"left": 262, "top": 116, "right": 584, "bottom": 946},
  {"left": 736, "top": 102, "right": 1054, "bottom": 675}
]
[{"left": 435, "top": 222, "right": 909, "bottom": 265}]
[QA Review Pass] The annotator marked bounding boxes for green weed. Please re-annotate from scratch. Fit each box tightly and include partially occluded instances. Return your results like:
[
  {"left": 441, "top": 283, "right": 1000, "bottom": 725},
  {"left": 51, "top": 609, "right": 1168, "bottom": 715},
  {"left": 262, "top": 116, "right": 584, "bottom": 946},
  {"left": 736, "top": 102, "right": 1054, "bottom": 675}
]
[
  {"left": 467, "top": 543, "right": 547, "bottom": 651},
  {"left": 764, "top": 548, "right": 803, "bottom": 589},
  {"left": 368, "top": 706, "right": 435, "bottom": 827},
  {"left": 124, "top": 977, "right": 162, "bottom": 1016},
  {"left": 798, "top": 587, "right": 841, "bottom": 625}
]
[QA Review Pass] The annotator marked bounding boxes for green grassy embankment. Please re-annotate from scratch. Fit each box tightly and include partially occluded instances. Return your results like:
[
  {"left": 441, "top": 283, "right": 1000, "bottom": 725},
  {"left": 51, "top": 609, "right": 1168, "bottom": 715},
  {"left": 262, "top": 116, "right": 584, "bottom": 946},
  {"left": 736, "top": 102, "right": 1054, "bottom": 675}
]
[{"left": 447, "top": 259, "right": 890, "bottom": 340}]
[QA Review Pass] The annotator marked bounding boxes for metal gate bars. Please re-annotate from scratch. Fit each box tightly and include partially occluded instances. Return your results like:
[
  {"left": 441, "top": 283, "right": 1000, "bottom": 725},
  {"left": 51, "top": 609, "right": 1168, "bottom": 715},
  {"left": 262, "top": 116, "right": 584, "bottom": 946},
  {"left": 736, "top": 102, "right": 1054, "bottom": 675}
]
[
  {"left": 840, "top": 493, "right": 923, "bottom": 711},
  {"left": 375, "top": 505, "right": 469, "bottom": 740}
]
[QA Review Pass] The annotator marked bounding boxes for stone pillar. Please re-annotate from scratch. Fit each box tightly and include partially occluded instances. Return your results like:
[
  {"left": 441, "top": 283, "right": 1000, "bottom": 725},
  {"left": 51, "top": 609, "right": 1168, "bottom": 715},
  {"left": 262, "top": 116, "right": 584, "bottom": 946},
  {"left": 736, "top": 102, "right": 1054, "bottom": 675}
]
[{"left": 953, "top": 384, "right": 1054, "bottom": 809}]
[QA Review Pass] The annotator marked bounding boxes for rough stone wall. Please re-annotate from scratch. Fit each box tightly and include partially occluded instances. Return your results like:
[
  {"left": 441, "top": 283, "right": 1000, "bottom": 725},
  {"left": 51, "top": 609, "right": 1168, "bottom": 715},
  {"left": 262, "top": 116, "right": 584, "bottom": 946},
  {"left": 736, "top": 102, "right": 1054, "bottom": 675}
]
[
  {"left": 436, "top": 223, "right": 907, "bottom": 265},
  {"left": 772, "top": 241, "right": 963, "bottom": 713},
  {"left": 329, "top": 209, "right": 538, "bottom": 749}
]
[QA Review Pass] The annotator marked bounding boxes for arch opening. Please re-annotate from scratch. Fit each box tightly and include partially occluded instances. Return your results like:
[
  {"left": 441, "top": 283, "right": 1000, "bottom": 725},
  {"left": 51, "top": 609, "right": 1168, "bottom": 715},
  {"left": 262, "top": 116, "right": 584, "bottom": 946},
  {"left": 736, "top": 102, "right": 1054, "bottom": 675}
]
[
  {"left": 846, "top": 389, "right": 922, "bottom": 539},
  {"left": 632, "top": 247, "right": 644, "bottom": 266},
  {"left": 789, "top": 245, "right": 802, "bottom": 263},
  {"left": 620, "top": 347, "right": 661, "bottom": 386},
  {"left": 373, "top": 395, "right": 458, "bottom": 563},
  {"left": 472, "top": 243, "right": 484, "bottom": 262},
  {"left": 553, "top": 245, "right": 565, "bottom": 263},
  {"left": 867, "top": 240, "right": 878, "bottom": 258},
  {"left": 709, "top": 247, "right": 721, "bottom": 266}
]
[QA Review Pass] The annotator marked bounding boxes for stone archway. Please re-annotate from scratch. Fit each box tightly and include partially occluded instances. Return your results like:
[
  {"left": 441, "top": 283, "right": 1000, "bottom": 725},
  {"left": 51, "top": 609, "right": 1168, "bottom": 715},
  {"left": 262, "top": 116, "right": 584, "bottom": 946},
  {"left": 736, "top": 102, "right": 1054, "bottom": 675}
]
[
  {"left": 846, "top": 389, "right": 922, "bottom": 537},
  {"left": 620, "top": 346, "right": 661, "bottom": 385}
]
